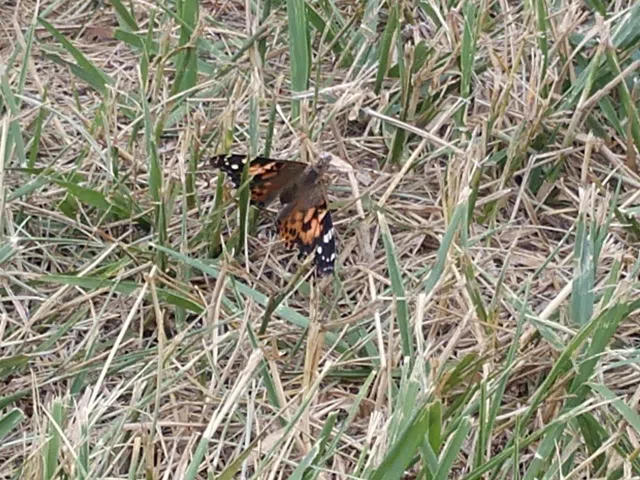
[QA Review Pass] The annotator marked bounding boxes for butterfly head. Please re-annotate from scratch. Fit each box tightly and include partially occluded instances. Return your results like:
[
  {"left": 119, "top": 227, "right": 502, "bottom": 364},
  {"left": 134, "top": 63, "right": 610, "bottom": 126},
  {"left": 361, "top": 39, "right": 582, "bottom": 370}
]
[{"left": 314, "top": 152, "right": 333, "bottom": 174}]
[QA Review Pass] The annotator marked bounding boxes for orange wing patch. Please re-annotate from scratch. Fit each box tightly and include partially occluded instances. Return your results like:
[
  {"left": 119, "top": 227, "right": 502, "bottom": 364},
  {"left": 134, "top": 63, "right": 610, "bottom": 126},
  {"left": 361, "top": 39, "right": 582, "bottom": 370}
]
[
  {"left": 277, "top": 205, "right": 335, "bottom": 275},
  {"left": 278, "top": 211, "right": 304, "bottom": 249},
  {"left": 248, "top": 162, "right": 278, "bottom": 177},
  {"left": 299, "top": 209, "right": 326, "bottom": 246}
]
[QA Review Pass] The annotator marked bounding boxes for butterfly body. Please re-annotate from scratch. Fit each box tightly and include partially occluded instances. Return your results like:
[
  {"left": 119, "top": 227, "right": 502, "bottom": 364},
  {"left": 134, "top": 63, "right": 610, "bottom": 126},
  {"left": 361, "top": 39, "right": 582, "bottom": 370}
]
[{"left": 212, "top": 153, "right": 336, "bottom": 275}]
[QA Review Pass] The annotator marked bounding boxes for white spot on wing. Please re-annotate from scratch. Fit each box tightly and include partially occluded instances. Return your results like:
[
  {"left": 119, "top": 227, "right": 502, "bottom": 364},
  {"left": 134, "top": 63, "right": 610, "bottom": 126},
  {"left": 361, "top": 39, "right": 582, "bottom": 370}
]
[
  {"left": 317, "top": 246, "right": 322, "bottom": 254},
  {"left": 230, "top": 163, "right": 240, "bottom": 170}
]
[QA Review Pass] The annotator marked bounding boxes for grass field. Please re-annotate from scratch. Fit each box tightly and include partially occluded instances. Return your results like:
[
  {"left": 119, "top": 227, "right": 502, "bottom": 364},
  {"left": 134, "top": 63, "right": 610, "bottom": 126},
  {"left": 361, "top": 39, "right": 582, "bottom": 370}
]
[{"left": 2, "top": 0, "right": 640, "bottom": 478}]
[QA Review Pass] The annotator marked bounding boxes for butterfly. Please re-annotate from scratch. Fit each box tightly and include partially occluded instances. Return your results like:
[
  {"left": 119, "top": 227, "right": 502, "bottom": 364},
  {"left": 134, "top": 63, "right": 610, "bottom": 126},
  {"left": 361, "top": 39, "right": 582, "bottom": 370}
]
[{"left": 211, "top": 153, "right": 336, "bottom": 276}]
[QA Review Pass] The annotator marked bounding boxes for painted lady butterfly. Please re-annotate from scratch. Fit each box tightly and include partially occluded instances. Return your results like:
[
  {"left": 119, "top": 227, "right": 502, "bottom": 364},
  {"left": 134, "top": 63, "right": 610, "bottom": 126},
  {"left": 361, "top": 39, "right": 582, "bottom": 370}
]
[{"left": 212, "top": 153, "right": 336, "bottom": 275}]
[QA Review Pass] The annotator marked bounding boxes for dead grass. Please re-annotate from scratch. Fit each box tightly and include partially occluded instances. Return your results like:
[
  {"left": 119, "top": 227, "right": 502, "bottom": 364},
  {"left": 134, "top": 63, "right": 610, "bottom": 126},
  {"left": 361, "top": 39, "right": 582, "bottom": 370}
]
[{"left": 1, "top": 0, "right": 640, "bottom": 479}]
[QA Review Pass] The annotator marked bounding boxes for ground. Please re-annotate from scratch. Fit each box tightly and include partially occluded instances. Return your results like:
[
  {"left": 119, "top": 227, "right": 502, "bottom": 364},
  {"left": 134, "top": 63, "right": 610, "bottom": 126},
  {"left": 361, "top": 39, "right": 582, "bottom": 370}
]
[{"left": 1, "top": 0, "right": 640, "bottom": 479}]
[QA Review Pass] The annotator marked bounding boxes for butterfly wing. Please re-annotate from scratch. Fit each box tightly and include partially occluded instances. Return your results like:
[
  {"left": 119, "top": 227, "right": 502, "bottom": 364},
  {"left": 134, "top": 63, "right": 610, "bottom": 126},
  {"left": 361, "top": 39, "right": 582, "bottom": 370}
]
[
  {"left": 212, "top": 154, "right": 306, "bottom": 207},
  {"left": 277, "top": 197, "right": 336, "bottom": 276},
  {"left": 213, "top": 153, "right": 337, "bottom": 275}
]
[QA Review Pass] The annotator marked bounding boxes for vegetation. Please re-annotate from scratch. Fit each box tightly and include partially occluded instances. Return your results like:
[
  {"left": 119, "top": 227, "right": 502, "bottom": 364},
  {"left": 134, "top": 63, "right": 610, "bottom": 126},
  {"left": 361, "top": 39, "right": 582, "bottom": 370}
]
[{"left": 1, "top": 0, "right": 640, "bottom": 478}]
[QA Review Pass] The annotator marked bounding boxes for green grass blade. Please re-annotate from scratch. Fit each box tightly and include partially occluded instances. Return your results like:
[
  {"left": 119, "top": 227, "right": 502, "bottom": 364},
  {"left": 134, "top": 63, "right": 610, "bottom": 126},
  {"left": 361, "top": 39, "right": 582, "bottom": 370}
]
[
  {"left": 611, "top": 3, "right": 640, "bottom": 50},
  {"left": 43, "top": 400, "right": 65, "bottom": 480},
  {"left": 378, "top": 212, "right": 412, "bottom": 359},
  {"left": 28, "top": 95, "right": 47, "bottom": 169},
  {"left": 302, "top": 412, "right": 338, "bottom": 478},
  {"left": 320, "top": 370, "right": 377, "bottom": 465},
  {"left": 290, "top": 443, "right": 321, "bottom": 479},
  {"left": 434, "top": 417, "right": 472, "bottom": 480},
  {"left": 139, "top": 53, "right": 166, "bottom": 269},
  {"left": 258, "top": 0, "right": 273, "bottom": 62},
  {"left": 38, "top": 18, "right": 112, "bottom": 93},
  {"left": 237, "top": 150, "right": 253, "bottom": 261},
  {"left": 458, "top": 0, "right": 478, "bottom": 124},
  {"left": 374, "top": 3, "right": 398, "bottom": 94},
  {"left": 370, "top": 405, "right": 431, "bottom": 480},
  {"left": 604, "top": 50, "right": 640, "bottom": 153},
  {"left": 571, "top": 213, "right": 595, "bottom": 326},
  {"left": 109, "top": 0, "right": 139, "bottom": 31},
  {"left": 590, "top": 383, "right": 640, "bottom": 433},
  {"left": 287, "top": 0, "right": 311, "bottom": 122},
  {"left": 535, "top": 0, "right": 549, "bottom": 97},
  {"left": 172, "top": 0, "right": 199, "bottom": 95},
  {"left": 0, "top": 241, "right": 17, "bottom": 265},
  {"left": 1, "top": 68, "right": 27, "bottom": 166},
  {"left": 422, "top": 193, "right": 467, "bottom": 293},
  {"left": 40, "top": 274, "right": 204, "bottom": 313},
  {"left": 0, "top": 409, "right": 23, "bottom": 442},
  {"left": 16, "top": 11, "right": 37, "bottom": 102},
  {"left": 53, "top": 180, "right": 129, "bottom": 219}
]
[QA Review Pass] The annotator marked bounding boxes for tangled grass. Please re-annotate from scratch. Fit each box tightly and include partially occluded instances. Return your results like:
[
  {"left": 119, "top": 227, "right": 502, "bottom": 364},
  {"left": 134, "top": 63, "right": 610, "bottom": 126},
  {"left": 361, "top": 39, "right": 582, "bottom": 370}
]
[{"left": 1, "top": 0, "right": 640, "bottom": 478}]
